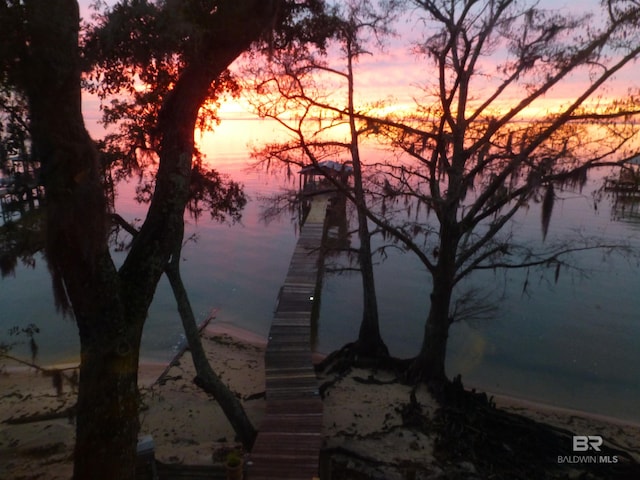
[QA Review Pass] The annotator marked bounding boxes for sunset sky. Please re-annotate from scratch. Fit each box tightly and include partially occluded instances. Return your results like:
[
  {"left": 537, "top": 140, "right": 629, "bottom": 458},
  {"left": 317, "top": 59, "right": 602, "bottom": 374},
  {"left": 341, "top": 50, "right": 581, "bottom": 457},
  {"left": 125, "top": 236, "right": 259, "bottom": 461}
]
[{"left": 79, "top": 0, "right": 640, "bottom": 136}]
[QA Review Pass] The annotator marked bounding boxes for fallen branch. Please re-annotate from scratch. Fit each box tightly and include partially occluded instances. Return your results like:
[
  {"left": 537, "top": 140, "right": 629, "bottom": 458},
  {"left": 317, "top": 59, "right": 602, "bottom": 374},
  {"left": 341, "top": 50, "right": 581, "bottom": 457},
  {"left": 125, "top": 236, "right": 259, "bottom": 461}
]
[
  {"left": 1, "top": 352, "right": 78, "bottom": 374},
  {"left": 352, "top": 375, "right": 398, "bottom": 386},
  {"left": 1, "top": 353, "right": 78, "bottom": 396},
  {"left": 3, "top": 404, "right": 76, "bottom": 425}
]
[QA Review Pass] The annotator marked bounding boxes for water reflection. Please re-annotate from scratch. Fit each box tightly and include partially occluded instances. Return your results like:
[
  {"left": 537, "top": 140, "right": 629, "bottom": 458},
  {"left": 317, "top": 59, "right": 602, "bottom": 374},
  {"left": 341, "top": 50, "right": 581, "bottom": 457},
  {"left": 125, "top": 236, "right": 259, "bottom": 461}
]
[
  {"left": 1, "top": 119, "right": 639, "bottom": 424},
  {"left": 611, "top": 195, "right": 640, "bottom": 228}
]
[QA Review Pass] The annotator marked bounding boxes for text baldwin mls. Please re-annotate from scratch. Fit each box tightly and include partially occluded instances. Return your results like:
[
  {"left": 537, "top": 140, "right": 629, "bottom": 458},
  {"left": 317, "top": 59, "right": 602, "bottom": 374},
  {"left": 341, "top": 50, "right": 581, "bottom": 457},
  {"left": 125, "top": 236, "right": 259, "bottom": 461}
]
[{"left": 557, "top": 436, "right": 618, "bottom": 465}]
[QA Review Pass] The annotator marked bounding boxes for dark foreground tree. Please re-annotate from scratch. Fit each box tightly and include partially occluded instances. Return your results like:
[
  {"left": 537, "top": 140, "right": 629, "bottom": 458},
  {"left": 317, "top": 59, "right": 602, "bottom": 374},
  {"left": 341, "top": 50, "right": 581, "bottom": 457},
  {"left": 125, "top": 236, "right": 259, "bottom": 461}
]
[
  {"left": 0, "top": 1, "right": 291, "bottom": 478},
  {"left": 373, "top": 0, "right": 640, "bottom": 382}
]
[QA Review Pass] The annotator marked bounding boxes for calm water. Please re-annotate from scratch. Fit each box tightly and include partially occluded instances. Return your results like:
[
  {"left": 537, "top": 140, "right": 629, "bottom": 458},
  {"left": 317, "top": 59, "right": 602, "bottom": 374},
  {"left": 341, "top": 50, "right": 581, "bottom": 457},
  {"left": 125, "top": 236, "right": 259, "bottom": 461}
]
[{"left": 1, "top": 119, "right": 639, "bottom": 422}]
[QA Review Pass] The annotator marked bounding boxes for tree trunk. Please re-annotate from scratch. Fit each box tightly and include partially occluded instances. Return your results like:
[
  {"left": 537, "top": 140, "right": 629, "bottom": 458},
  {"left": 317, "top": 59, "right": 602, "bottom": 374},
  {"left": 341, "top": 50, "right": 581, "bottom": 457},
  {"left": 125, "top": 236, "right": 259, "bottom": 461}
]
[
  {"left": 354, "top": 209, "right": 388, "bottom": 357},
  {"left": 104, "top": 5, "right": 281, "bottom": 474},
  {"left": 410, "top": 217, "right": 459, "bottom": 384},
  {"left": 18, "top": 2, "right": 283, "bottom": 478},
  {"left": 411, "top": 282, "right": 453, "bottom": 383},
  {"left": 74, "top": 315, "right": 143, "bottom": 480},
  {"left": 346, "top": 36, "right": 388, "bottom": 358},
  {"left": 165, "top": 250, "right": 257, "bottom": 449},
  {"left": 20, "top": 2, "right": 142, "bottom": 478}
]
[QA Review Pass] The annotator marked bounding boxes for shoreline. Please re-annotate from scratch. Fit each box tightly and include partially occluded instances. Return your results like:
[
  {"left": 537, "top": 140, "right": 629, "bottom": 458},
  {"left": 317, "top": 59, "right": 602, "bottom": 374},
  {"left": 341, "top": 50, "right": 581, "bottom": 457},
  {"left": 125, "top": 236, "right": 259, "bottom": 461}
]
[
  {"left": 2, "top": 321, "right": 638, "bottom": 429},
  {"left": 200, "top": 323, "right": 640, "bottom": 427},
  {"left": 3, "top": 320, "right": 639, "bottom": 428},
  {"left": 487, "top": 389, "right": 640, "bottom": 429},
  {"left": 161, "top": 322, "right": 640, "bottom": 429},
  {"left": 2, "top": 326, "right": 639, "bottom": 479}
]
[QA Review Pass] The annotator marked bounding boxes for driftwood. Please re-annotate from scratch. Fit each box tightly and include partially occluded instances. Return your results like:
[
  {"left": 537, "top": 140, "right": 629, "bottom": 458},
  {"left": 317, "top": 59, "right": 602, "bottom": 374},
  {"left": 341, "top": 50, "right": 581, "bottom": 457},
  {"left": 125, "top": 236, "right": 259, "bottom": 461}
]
[
  {"left": 243, "top": 391, "right": 265, "bottom": 401},
  {"left": 1, "top": 352, "right": 79, "bottom": 397},
  {"left": 154, "top": 312, "right": 216, "bottom": 386},
  {"left": 352, "top": 374, "right": 398, "bottom": 386},
  {"left": 3, "top": 404, "right": 76, "bottom": 425}
]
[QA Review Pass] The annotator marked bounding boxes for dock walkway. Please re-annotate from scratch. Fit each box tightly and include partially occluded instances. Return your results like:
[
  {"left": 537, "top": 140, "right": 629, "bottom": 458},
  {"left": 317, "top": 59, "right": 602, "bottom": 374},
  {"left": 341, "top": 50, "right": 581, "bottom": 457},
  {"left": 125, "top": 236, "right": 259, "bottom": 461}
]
[{"left": 248, "top": 195, "right": 329, "bottom": 479}]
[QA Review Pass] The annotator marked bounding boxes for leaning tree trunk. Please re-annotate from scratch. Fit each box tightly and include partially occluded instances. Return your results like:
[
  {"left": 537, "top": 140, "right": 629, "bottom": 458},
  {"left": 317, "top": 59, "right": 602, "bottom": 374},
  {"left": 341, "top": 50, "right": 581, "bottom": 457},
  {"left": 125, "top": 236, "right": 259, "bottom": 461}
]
[
  {"left": 166, "top": 245, "right": 257, "bottom": 449},
  {"left": 115, "top": 0, "right": 285, "bottom": 465}
]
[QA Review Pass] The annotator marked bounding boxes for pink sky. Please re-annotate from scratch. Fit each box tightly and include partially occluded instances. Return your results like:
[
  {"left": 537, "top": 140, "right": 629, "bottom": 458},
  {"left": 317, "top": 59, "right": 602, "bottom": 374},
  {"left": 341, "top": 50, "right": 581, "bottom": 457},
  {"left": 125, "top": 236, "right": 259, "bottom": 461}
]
[{"left": 79, "top": 0, "right": 640, "bottom": 131}]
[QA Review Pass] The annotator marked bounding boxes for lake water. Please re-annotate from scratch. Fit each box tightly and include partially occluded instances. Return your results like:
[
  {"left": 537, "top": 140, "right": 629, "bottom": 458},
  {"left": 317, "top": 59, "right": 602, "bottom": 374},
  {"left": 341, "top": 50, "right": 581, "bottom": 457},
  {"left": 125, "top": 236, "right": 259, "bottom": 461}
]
[{"left": 1, "top": 119, "right": 639, "bottom": 423}]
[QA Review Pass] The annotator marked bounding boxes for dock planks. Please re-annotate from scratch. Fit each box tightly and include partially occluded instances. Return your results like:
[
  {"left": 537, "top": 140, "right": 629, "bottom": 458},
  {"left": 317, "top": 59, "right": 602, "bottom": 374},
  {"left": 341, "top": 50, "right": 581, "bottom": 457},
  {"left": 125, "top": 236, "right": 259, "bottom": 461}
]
[{"left": 248, "top": 196, "right": 329, "bottom": 480}]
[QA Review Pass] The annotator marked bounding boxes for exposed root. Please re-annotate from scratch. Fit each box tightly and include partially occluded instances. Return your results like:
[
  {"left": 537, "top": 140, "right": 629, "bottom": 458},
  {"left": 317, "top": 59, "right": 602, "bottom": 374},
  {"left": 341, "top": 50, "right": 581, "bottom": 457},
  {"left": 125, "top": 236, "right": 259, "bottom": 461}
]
[
  {"left": 432, "top": 376, "right": 640, "bottom": 480},
  {"left": 318, "top": 346, "right": 640, "bottom": 480},
  {"left": 315, "top": 341, "right": 411, "bottom": 378}
]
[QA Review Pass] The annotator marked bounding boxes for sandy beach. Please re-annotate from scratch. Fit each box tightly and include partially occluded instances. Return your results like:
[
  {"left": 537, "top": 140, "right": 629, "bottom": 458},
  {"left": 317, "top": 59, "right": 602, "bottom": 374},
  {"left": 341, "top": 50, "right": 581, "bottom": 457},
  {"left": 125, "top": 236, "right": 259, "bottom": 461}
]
[{"left": 1, "top": 322, "right": 639, "bottom": 479}]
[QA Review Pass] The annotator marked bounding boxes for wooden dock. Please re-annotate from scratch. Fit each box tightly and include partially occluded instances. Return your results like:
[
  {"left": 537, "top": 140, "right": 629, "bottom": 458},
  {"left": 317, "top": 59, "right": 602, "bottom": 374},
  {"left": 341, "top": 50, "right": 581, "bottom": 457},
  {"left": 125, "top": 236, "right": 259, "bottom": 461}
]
[{"left": 248, "top": 195, "right": 329, "bottom": 480}]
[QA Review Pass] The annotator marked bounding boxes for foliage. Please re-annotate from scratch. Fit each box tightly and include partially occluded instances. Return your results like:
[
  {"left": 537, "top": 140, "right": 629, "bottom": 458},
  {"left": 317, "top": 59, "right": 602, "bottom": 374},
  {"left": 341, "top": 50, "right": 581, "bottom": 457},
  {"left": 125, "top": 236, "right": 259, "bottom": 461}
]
[
  {"left": 81, "top": 1, "right": 346, "bottom": 226},
  {"left": 2, "top": 323, "right": 40, "bottom": 362},
  {"left": 256, "top": 0, "right": 342, "bottom": 55},
  {"left": 0, "top": 209, "right": 43, "bottom": 276},
  {"left": 371, "top": 0, "right": 640, "bottom": 380},
  {"left": 0, "top": 87, "right": 29, "bottom": 162},
  {"left": 0, "top": 3, "right": 29, "bottom": 162},
  {"left": 225, "top": 450, "right": 242, "bottom": 468},
  {"left": 83, "top": 0, "right": 333, "bottom": 169},
  {"left": 1, "top": 1, "right": 300, "bottom": 476},
  {"left": 373, "top": 0, "right": 640, "bottom": 272},
  {"left": 254, "top": 0, "right": 640, "bottom": 274},
  {"left": 82, "top": 1, "right": 247, "bottom": 222}
]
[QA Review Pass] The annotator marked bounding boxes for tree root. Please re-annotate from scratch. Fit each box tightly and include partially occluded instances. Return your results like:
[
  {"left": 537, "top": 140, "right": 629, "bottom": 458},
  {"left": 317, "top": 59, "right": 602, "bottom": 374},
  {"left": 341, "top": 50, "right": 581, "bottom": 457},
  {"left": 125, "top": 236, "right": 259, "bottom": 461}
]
[
  {"left": 315, "top": 341, "right": 411, "bottom": 377},
  {"left": 431, "top": 377, "right": 640, "bottom": 480},
  {"left": 318, "top": 346, "right": 640, "bottom": 480}
]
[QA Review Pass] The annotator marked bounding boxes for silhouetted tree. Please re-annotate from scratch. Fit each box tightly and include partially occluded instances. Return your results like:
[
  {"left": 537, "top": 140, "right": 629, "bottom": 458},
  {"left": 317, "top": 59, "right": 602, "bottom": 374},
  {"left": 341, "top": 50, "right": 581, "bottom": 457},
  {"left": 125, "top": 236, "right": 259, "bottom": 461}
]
[
  {"left": 371, "top": 0, "right": 640, "bottom": 382},
  {"left": 249, "top": 0, "right": 640, "bottom": 386},
  {"left": 0, "top": 1, "right": 295, "bottom": 478},
  {"left": 248, "top": 0, "right": 397, "bottom": 358}
]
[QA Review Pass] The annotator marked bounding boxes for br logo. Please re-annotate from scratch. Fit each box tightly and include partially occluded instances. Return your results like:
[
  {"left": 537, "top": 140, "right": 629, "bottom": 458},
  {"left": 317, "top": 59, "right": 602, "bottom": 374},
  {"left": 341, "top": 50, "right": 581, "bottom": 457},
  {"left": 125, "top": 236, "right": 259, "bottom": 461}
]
[{"left": 573, "top": 435, "right": 603, "bottom": 452}]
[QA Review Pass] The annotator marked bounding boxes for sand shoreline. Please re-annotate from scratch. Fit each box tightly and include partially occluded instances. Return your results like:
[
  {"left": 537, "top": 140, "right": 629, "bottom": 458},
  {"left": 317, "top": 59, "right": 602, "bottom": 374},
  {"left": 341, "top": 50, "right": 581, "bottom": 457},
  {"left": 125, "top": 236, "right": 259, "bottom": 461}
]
[
  {"left": 5, "top": 319, "right": 638, "bottom": 428},
  {"left": 488, "top": 391, "right": 640, "bottom": 429},
  {"left": 202, "top": 322, "right": 640, "bottom": 428},
  {"left": 2, "top": 325, "right": 639, "bottom": 479}
]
